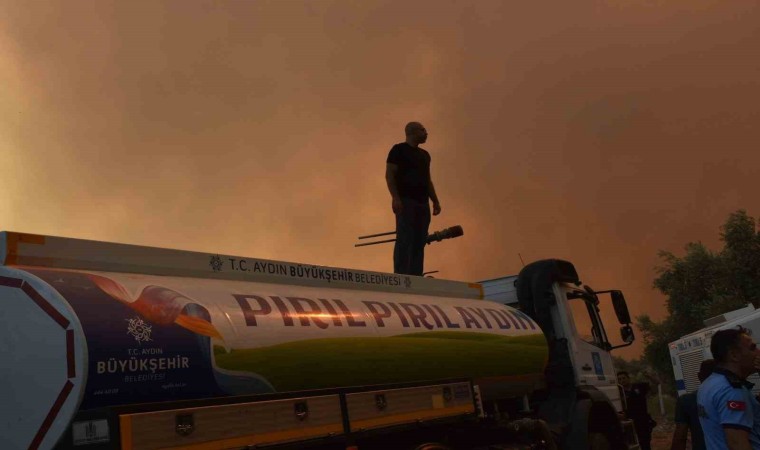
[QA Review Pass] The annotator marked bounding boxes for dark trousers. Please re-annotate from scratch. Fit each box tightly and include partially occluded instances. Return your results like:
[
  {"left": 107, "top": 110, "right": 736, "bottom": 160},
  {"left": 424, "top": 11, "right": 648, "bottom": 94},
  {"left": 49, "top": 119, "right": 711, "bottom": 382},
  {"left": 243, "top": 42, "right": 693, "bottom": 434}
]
[
  {"left": 633, "top": 419, "right": 653, "bottom": 450},
  {"left": 393, "top": 198, "right": 430, "bottom": 276}
]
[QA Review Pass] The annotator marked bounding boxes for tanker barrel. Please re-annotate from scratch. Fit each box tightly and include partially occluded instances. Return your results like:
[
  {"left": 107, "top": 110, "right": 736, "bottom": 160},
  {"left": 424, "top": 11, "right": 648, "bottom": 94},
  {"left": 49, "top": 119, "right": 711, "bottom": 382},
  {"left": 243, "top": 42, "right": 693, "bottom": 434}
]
[
  {"left": 0, "top": 231, "right": 547, "bottom": 449},
  {"left": 425, "top": 225, "right": 464, "bottom": 245}
]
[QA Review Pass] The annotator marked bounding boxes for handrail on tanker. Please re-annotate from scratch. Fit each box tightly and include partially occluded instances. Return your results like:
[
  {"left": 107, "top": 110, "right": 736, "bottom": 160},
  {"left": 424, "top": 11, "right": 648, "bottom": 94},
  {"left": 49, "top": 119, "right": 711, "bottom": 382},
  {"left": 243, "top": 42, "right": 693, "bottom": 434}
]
[{"left": 0, "top": 230, "right": 483, "bottom": 300}]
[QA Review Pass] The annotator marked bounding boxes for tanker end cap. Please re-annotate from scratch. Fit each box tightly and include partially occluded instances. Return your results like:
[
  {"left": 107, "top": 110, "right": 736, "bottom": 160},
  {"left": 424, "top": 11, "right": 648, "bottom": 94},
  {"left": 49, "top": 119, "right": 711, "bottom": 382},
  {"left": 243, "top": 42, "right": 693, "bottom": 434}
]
[{"left": 426, "top": 225, "right": 464, "bottom": 245}]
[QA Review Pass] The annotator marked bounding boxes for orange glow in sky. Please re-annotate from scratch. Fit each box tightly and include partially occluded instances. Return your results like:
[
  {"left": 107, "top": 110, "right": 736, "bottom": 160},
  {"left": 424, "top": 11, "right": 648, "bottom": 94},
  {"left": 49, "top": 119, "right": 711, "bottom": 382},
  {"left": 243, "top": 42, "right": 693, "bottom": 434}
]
[{"left": 2, "top": 0, "right": 759, "bottom": 358}]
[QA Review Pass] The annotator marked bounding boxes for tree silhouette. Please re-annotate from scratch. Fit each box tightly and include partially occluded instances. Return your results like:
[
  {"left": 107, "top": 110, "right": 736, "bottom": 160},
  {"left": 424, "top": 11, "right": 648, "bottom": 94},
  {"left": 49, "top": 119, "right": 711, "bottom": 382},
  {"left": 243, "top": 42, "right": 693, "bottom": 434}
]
[{"left": 637, "top": 210, "right": 760, "bottom": 386}]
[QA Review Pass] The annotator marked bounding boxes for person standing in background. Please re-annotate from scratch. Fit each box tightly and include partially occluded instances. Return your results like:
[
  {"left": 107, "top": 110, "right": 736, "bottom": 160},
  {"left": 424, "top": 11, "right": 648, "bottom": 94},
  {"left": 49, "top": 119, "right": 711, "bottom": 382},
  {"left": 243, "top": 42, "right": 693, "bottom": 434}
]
[
  {"left": 618, "top": 370, "right": 657, "bottom": 450},
  {"left": 671, "top": 359, "right": 716, "bottom": 450}
]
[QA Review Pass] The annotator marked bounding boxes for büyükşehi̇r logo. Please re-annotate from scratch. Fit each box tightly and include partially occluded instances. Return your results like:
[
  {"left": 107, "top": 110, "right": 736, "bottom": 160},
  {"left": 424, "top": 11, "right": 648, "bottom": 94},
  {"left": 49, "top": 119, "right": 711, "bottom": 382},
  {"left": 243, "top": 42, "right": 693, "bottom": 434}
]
[
  {"left": 126, "top": 317, "right": 153, "bottom": 345},
  {"left": 209, "top": 255, "right": 224, "bottom": 272}
]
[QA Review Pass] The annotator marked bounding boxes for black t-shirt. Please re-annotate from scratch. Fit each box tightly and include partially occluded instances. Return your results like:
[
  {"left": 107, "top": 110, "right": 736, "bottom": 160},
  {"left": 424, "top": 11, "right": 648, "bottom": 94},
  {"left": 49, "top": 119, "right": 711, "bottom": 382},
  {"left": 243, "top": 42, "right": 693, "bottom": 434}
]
[
  {"left": 386, "top": 142, "right": 431, "bottom": 203},
  {"left": 624, "top": 383, "right": 651, "bottom": 422}
]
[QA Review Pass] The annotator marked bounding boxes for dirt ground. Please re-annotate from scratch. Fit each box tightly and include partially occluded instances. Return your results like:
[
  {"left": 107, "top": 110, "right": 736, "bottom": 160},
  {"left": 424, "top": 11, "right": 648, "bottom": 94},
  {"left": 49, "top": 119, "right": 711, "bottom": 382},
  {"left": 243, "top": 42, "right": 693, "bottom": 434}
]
[{"left": 651, "top": 420, "right": 675, "bottom": 450}]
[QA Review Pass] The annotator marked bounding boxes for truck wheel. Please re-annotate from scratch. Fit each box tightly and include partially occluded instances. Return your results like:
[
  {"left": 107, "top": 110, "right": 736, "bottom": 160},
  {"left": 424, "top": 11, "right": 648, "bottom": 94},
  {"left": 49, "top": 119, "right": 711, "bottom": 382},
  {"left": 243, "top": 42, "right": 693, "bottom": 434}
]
[{"left": 588, "top": 432, "right": 611, "bottom": 450}]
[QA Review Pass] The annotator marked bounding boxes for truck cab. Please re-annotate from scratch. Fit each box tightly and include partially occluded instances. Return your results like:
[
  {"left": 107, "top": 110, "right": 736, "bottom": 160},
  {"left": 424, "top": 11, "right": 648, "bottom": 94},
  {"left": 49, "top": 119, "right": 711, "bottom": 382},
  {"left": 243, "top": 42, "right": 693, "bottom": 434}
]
[{"left": 482, "top": 259, "right": 638, "bottom": 448}]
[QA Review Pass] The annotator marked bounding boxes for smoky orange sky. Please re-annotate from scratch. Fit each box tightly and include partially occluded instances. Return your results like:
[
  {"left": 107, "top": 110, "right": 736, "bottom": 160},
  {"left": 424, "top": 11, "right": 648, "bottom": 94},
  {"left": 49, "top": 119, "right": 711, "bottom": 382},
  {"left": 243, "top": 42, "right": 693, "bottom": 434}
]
[{"left": 2, "top": 1, "right": 759, "bottom": 359}]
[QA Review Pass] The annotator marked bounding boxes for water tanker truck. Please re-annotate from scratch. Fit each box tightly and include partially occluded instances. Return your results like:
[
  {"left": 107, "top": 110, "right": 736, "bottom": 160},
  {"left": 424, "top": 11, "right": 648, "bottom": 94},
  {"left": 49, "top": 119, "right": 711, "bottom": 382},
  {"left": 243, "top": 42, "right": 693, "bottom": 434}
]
[{"left": 0, "top": 232, "right": 639, "bottom": 449}]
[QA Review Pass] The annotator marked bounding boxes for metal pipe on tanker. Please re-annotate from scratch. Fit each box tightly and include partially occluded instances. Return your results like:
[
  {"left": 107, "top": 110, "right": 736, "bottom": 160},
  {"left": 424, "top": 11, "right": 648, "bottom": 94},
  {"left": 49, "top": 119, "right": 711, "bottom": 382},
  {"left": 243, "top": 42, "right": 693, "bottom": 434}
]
[
  {"left": 354, "top": 225, "right": 464, "bottom": 247},
  {"left": 354, "top": 237, "right": 397, "bottom": 247},
  {"left": 357, "top": 230, "right": 397, "bottom": 240}
]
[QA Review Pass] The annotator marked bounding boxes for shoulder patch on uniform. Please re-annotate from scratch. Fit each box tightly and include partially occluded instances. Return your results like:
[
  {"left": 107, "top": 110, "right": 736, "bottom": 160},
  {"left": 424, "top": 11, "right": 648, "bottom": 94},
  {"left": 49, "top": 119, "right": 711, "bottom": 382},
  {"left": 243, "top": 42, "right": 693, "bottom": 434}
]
[{"left": 727, "top": 401, "right": 746, "bottom": 411}]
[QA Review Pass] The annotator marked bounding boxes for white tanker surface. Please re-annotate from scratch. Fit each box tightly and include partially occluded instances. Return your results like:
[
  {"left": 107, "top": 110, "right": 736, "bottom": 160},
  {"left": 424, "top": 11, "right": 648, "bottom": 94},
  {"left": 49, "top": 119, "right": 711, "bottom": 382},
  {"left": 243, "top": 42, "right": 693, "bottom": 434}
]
[{"left": 0, "top": 233, "right": 548, "bottom": 450}]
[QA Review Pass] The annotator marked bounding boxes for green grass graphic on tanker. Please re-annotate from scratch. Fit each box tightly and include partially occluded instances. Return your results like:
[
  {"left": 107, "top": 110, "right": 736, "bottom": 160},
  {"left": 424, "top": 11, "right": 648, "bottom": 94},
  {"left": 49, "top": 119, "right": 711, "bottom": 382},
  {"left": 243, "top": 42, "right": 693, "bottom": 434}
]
[{"left": 214, "top": 332, "right": 548, "bottom": 391}]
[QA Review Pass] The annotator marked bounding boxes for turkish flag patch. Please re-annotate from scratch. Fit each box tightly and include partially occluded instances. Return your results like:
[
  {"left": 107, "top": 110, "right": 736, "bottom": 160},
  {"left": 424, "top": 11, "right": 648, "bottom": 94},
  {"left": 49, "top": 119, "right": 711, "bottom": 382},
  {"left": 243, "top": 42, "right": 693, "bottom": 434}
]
[{"left": 727, "top": 401, "right": 747, "bottom": 411}]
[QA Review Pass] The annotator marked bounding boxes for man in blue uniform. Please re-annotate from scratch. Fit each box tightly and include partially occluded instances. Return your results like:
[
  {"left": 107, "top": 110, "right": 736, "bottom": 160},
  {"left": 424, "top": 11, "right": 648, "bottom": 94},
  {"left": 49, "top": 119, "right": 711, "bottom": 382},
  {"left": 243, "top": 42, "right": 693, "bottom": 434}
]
[
  {"left": 697, "top": 328, "right": 760, "bottom": 450},
  {"left": 385, "top": 122, "right": 441, "bottom": 276}
]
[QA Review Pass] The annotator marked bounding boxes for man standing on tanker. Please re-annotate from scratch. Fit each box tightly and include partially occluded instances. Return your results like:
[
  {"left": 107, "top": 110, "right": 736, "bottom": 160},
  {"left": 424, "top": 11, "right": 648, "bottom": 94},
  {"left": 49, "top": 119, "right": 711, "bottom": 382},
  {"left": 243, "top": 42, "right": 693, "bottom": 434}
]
[{"left": 385, "top": 122, "right": 441, "bottom": 276}]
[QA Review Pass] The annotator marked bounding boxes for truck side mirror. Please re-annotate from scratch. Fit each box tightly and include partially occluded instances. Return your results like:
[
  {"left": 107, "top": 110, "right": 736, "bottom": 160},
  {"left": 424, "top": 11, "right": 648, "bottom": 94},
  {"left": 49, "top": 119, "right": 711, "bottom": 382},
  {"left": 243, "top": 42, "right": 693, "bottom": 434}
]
[
  {"left": 611, "top": 290, "right": 631, "bottom": 324},
  {"left": 620, "top": 324, "right": 634, "bottom": 344}
]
